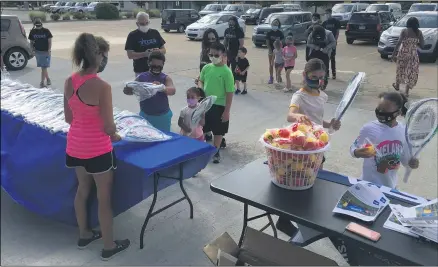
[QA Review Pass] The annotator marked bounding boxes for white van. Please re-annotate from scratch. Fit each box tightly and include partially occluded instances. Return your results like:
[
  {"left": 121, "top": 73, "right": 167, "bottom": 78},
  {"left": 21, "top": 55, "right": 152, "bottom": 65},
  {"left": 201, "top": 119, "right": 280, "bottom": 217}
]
[
  {"left": 408, "top": 3, "right": 438, "bottom": 13},
  {"left": 366, "top": 3, "right": 403, "bottom": 20},
  {"left": 331, "top": 3, "right": 369, "bottom": 27}
]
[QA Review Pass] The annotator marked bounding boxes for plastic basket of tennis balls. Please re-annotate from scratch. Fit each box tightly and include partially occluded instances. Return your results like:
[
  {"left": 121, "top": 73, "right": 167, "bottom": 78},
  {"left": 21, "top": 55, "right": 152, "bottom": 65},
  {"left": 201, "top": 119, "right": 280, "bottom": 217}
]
[{"left": 260, "top": 122, "right": 330, "bottom": 190}]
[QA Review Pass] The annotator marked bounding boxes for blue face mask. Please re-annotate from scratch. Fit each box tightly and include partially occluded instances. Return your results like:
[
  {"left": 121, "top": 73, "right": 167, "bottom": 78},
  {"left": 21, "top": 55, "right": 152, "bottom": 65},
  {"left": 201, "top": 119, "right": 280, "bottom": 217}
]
[
  {"left": 272, "top": 26, "right": 279, "bottom": 30},
  {"left": 305, "top": 77, "right": 322, "bottom": 89}
]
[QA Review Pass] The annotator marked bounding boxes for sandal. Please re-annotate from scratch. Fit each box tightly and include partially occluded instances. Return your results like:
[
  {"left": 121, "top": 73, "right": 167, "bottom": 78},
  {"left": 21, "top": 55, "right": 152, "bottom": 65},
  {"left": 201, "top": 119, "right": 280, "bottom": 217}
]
[{"left": 392, "top": 83, "right": 399, "bottom": 91}]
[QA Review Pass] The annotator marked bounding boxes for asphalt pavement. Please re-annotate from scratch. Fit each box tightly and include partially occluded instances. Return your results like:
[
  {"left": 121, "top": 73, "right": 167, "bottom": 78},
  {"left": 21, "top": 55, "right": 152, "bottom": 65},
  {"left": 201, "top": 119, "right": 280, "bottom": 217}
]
[{"left": 1, "top": 18, "right": 437, "bottom": 266}]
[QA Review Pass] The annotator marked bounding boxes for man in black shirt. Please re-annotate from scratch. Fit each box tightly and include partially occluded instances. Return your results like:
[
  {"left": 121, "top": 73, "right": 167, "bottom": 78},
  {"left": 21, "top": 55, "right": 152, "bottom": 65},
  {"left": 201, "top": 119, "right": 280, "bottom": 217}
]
[
  {"left": 305, "top": 13, "right": 322, "bottom": 62},
  {"left": 125, "top": 12, "right": 166, "bottom": 78},
  {"left": 223, "top": 16, "right": 245, "bottom": 73},
  {"left": 265, "top": 19, "right": 284, "bottom": 84},
  {"left": 322, "top": 9, "right": 341, "bottom": 79},
  {"left": 28, "top": 18, "right": 52, "bottom": 88}
]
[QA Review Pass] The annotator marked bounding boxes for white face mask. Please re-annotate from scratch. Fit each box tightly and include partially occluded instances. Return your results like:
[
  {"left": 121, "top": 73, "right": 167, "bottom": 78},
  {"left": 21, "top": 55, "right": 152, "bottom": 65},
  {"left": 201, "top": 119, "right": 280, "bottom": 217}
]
[
  {"left": 312, "top": 20, "right": 319, "bottom": 24},
  {"left": 138, "top": 25, "right": 149, "bottom": 32},
  {"left": 209, "top": 56, "right": 222, "bottom": 65}
]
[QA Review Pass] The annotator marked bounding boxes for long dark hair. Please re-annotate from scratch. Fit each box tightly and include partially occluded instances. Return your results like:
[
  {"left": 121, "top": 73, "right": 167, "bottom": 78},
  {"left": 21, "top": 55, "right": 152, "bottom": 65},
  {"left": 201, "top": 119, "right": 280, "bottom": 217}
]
[
  {"left": 378, "top": 92, "right": 408, "bottom": 116},
  {"left": 201, "top": 28, "right": 220, "bottom": 50},
  {"left": 406, "top": 17, "right": 420, "bottom": 37},
  {"left": 187, "top": 86, "right": 206, "bottom": 102},
  {"left": 229, "top": 16, "right": 242, "bottom": 30},
  {"left": 271, "top": 18, "right": 281, "bottom": 28},
  {"left": 72, "top": 33, "right": 109, "bottom": 70}
]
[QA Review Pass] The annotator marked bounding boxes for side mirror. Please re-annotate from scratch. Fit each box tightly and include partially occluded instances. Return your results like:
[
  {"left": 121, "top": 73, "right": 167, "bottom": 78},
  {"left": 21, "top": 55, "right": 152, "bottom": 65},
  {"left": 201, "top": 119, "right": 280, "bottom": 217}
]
[
  {"left": 390, "top": 21, "right": 394, "bottom": 25},
  {"left": 217, "top": 20, "right": 223, "bottom": 24}
]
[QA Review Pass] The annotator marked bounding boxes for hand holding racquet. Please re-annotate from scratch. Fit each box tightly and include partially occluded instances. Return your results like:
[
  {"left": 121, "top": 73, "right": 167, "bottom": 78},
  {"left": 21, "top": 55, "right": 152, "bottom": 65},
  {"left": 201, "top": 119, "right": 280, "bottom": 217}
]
[
  {"left": 403, "top": 98, "right": 438, "bottom": 183},
  {"left": 328, "top": 72, "right": 366, "bottom": 134},
  {"left": 191, "top": 96, "right": 217, "bottom": 128}
]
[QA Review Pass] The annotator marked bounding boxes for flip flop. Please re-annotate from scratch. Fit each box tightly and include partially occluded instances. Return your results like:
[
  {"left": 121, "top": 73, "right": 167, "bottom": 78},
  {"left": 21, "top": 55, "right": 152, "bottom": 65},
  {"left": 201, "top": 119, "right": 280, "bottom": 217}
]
[{"left": 392, "top": 83, "right": 399, "bottom": 91}]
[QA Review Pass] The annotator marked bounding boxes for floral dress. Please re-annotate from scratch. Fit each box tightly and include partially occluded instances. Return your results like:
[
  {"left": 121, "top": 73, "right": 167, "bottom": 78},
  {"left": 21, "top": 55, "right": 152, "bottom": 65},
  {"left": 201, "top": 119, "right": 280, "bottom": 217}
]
[{"left": 396, "top": 38, "right": 419, "bottom": 88}]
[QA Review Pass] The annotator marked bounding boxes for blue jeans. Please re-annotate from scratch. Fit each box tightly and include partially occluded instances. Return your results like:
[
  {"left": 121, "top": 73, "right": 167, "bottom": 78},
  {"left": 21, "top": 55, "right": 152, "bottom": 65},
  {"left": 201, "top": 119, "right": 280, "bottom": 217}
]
[{"left": 139, "top": 110, "right": 173, "bottom": 132}]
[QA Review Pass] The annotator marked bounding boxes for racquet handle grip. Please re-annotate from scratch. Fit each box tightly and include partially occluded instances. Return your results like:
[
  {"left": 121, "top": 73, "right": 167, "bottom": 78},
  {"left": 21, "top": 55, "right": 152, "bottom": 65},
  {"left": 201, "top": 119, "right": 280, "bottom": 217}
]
[
  {"left": 328, "top": 126, "right": 336, "bottom": 134},
  {"left": 403, "top": 168, "right": 412, "bottom": 183}
]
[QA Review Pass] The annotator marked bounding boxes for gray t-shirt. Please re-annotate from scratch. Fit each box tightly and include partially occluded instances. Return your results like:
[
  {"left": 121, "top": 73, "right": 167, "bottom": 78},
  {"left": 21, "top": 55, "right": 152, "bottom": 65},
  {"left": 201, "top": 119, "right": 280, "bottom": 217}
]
[
  {"left": 289, "top": 89, "right": 328, "bottom": 125},
  {"left": 273, "top": 48, "right": 284, "bottom": 64}
]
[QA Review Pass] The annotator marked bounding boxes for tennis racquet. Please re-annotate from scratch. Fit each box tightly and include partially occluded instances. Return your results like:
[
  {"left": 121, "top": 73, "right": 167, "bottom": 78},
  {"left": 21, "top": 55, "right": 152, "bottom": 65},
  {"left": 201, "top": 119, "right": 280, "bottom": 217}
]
[
  {"left": 403, "top": 98, "right": 438, "bottom": 183},
  {"left": 329, "top": 72, "right": 366, "bottom": 134},
  {"left": 124, "top": 81, "right": 165, "bottom": 101},
  {"left": 191, "top": 96, "right": 217, "bottom": 128}
]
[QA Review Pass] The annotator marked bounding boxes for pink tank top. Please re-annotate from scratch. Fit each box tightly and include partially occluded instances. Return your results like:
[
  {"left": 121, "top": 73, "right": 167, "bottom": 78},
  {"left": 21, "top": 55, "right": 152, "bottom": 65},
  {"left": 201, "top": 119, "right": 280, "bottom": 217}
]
[{"left": 66, "top": 73, "right": 112, "bottom": 159}]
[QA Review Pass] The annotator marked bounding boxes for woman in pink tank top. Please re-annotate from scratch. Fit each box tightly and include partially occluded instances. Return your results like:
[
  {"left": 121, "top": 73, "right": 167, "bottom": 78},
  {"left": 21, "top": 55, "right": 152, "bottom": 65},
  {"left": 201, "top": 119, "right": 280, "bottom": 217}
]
[{"left": 64, "top": 33, "right": 129, "bottom": 260}]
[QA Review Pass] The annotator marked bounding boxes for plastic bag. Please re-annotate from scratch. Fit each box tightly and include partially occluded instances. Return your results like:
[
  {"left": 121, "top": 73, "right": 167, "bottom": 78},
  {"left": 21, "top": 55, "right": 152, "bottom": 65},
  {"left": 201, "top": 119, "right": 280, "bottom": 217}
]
[{"left": 124, "top": 81, "right": 165, "bottom": 102}]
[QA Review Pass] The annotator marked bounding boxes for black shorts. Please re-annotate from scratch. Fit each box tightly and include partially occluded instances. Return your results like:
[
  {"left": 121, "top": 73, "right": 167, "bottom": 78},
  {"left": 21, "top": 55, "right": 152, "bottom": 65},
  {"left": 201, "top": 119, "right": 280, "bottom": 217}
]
[
  {"left": 234, "top": 73, "right": 247, "bottom": 83},
  {"left": 285, "top": 66, "right": 294, "bottom": 71},
  {"left": 203, "top": 104, "right": 229, "bottom": 136},
  {"left": 66, "top": 150, "right": 117, "bottom": 174}
]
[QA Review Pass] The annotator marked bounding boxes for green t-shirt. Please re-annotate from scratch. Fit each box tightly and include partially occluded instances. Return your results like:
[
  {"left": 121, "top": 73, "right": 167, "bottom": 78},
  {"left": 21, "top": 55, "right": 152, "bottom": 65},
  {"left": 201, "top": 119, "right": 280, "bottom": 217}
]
[{"left": 200, "top": 63, "right": 235, "bottom": 106}]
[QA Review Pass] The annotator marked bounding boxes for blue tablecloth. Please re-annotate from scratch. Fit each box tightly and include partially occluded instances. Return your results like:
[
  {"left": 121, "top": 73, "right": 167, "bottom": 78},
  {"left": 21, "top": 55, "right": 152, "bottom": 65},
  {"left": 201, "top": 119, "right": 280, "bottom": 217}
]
[{"left": 1, "top": 111, "right": 216, "bottom": 227}]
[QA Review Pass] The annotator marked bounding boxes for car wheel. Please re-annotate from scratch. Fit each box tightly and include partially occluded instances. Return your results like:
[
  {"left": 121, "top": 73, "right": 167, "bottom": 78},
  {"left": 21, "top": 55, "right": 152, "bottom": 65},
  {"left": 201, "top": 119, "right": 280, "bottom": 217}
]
[
  {"left": 164, "top": 29, "right": 170, "bottom": 32},
  {"left": 4, "top": 48, "right": 28, "bottom": 71},
  {"left": 346, "top": 38, "right": 354, "bottom": 44},
  {"left": 189, "top": 38, "right": 195, "bottom": 41},
  {"left": 177, "top": 24, "right": 186, "bottom": 33},
  {"left": 79, "top": 10, "right": 83, "bottom": 13},
  {"left": 254, "top": 43, "right": 262, "bottom": 47},
  {"left": 380, "top": 54, "right": 389, "bottom": 59}
]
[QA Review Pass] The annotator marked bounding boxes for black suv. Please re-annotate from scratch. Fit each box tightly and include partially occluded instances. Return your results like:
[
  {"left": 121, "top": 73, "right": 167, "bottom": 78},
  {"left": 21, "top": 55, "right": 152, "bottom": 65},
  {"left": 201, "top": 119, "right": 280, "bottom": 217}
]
[
  {"left": 241, "top": 8, "right": 261, "bottom": 25},
  {"left": 161, "top": 9, "right": 200, "bottom": 33},
  {"left": 346, "top": 11, "right": 396, "bottom": 44},
  {"left": 257, "top": 7, "right": 284, "bottom": 24}
]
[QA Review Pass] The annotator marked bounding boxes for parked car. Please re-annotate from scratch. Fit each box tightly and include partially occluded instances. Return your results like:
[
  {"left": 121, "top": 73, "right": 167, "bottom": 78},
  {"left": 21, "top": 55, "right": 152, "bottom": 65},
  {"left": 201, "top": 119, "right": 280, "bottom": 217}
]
[
  {"left": 84, "top": 2, "right": 99, "bottom": 13},
  {"left": 240, "top": 8, "right": 261, "bottom": 25},
  {"left": 185, "top": 14, "right": 246, "bottom": 41},
  {"left": 69, "top": 2, "right": 89, "bottom": 13},
  {"left": 161, "top": 9, "right": 199, "bottom": 33},
  {"left": 199, "top": 4, "right": 227, "bottom": 17},
  {"left": 332, "top": 3, "right": 369, "bottom": 27},
  {"left": 366, "top": 3, "right": 403, "bottom": 20},
  {"left": 258, "top": 7, "right": 284, "bottom": 24},
  {"left": 58, "top": 2, "right": 76, "bottom": 13},
  {"left": 1, "top": 15, "right": 34, "bottom": 70},
  {"left": 378, "top": 11, "right": 438, "bottom": 62},
  {"left": 50, "top": 1, "right": 66, "bottom": 13},
  {"left": 346, "top": 11, "right": 395, "bottom": 45},
  {"left": 408, "top": 3, "right": 438, "bottom": 13},
  {"left": 252, "top": 11, "right": 312, "bottom": 47},
  {"left": 270, "top": 3, "right": 302, "bottom": 12},
  {"left": 41, "top": 3, "right": 54, "bottom": 12},
  {"left": 221, "top": 4, "right": 259, "bottom": 18}
]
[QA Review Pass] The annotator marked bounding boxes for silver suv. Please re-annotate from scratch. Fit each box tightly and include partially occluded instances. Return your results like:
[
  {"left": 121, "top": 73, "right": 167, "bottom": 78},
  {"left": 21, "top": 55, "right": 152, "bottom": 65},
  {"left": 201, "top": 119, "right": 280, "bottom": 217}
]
[
  {"left": 1, "top": 15, "right": 34, "bottom": 70},
  {"left": 378, "top": 11, "right": 438, "bottom": 62}
]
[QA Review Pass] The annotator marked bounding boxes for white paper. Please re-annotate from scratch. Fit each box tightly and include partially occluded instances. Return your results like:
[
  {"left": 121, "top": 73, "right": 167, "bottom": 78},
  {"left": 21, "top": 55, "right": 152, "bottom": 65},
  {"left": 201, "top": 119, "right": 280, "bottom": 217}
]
[
  {"left": 409, "top": 226, "right": 438, "bottom": 243},
  {"left": 333, "top": 183, "right": 389, "bottom": 222},
  {"left": 383, "top": 212, "right": 419, "bottom": 238},
  {"left": 390, "top": 200, "right": 438, "bottom": 228}
]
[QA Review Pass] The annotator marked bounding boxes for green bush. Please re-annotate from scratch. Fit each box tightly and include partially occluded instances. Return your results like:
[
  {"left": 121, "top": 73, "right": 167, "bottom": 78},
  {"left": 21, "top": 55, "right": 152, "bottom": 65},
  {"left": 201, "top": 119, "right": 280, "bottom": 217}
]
[
  {"left": 119, "top": 12, "right": 127, "bottom": 19},
  {"left": 62, "top": 13, "right": 71, "bottom": 20},
  {"left": 72, "top": 12, "right": 86, "bottom": 20},
  {"left": 125, "top": 11, "right": 134, "bottom": 19},
  {"left": 29, "top": 11, "right": 47, "bottom": 22},
  {"left": 147, "top": 9, "right": 161, "bottom": 18},
  {"left": 95, "top": 3, "right": 119, "bottom": 20},
  {"left": 133, "top": 8, "right": 145, "bottom": 18},
  {"left": 50, "top": 13, "right": 61, "bottom": 21},
  {"left": 85, "top": 12, "right": 96, "bottom": 20}
]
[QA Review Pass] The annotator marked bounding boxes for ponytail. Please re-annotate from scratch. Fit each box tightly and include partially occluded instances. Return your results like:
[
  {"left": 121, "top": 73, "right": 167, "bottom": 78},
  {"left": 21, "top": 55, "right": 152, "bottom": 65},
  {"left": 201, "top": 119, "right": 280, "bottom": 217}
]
[
  {"left": 378, "top": 92, "right": 408, "bottom": 116},
  {"left": 72, "top": 33, "right": 99, "bottom": 70}
]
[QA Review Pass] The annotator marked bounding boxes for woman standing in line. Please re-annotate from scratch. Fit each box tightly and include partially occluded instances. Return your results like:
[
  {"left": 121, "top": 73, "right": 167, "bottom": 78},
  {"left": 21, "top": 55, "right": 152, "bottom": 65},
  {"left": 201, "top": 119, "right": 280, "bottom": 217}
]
[
  {"left": 223, "top": 16, "right": 245, "bottom": 70},
  {"left": 392, "top": 17, "right": 424, "bottom": 97},
  {"left": 265, "top": 19, "right": 284, "bottom": 84},
  {"left": 64, "top": 33, "right": 130, "bottom": 260},
  {"left": 199, "top": 28, "right": 220, "bottom": 72}
]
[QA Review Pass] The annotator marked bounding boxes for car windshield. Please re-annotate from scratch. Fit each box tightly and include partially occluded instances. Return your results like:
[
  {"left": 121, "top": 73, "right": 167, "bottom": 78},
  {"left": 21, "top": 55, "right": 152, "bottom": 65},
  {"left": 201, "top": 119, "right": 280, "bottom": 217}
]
[
  {"left": 332, "top": 4, "right": 354, "bottom": 13},
  {"left": 89, "top": 2, "right": 98, "bottom": 7},
  {"left": 224, "top": 5, "right": 239, "bottom": 11},
  {"left": 246, "top": 8, "right": 259, "bottom": 14},
  {"left": 54, "top": 2, "right": 61, "bottom": 6},
  {"left": 395, "top": 14, "right": 438, "bottom": 28},
  {"left": 265, "top": 14, "right": 294, "bottom": 25},
  {"left": 271, "top": 4, "right": 282, "bottom": 8},
  {"left": 203, "top": 4, "right": 217, "bottom": 11},
  {"left": 75, "top": 3, "right": 82, "bottom": 6},
  {"left": 198, "top": 14, "right": 220, "bottom": 24},
  {"left": 350, "top": 13, "right": 379, "bottom": 23},
  {"left": 409, "top": 4, "right": 436, "bottom": 12},
  {"left": 367, "top": 5, "right": 389, "bottom": 12}
]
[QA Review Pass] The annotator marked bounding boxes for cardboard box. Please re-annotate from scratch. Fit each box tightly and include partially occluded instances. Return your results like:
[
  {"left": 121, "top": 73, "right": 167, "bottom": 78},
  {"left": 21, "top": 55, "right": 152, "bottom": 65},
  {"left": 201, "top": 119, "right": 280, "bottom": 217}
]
[{"left": 204, "top": 227, "right": 338, "bottom": 266}]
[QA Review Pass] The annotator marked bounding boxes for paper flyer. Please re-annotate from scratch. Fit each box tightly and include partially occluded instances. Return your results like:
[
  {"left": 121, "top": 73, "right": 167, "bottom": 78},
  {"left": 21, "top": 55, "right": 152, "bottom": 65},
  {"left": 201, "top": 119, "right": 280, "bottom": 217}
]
[
  {"left": 383, "top": 212, "right": 419, "bottom": 238},
  {"left": 333, "top": 183, "right": 389, "bottom": 222},
  {"left": 390, "top": 200, "right": 438, "bottom": 228},
  {"left": 409, "top": 226, "right": 438, "bottom": 243}
]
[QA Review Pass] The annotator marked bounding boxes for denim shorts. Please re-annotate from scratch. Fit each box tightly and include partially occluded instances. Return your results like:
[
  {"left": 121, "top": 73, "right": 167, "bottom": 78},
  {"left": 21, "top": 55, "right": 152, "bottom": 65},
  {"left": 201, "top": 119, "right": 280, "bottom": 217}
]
[{"left": 35, "top": 51, "right": 51, "bottom": 68}]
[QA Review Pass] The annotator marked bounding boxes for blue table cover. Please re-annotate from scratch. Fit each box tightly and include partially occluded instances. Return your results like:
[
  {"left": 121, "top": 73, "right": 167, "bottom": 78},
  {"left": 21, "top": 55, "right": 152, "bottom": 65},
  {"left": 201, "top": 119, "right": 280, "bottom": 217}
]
[{"left": 1, "top": 111, "right": 216, "bottom": 227}]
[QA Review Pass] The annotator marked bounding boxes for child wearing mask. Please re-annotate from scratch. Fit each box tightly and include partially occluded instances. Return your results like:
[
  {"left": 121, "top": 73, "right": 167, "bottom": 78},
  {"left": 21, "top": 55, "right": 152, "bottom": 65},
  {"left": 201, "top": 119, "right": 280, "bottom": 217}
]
[
  {"left": 350, "top": 92, "right": 419, "bottom": 188},
  {"left": 282, "top": 35, "right": 297, "bottom": 92},
  {"left": 234, "top": 47, "right": 250, "bottom": 95},
  {"left": 200, "top": 29, "right": 220, "bottom": 72},
  {"left": 273, "top": 39, "right": 284, "bottom": 85},
  {"left": 277, "top": 58, "right": 341, "bottom": 237},
  {"left": 123, "top": 51, "right": 176, "bottom": 132},
  {"left": 198, "top": 43, "right": 235, "bottom": 164},
  {"left": 265, "top": 19, "right": 284, "bottom": 84},
  {"left": 178, "top": 87, "right": 206, "bottom": 141}
]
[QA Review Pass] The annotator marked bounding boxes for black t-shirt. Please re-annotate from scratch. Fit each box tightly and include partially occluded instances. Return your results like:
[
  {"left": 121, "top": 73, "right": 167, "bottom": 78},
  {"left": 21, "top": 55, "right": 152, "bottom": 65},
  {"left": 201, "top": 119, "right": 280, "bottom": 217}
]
[
  {"left": 224, "top": 27, "right": 245, "bottom": 56},
  {"left": 125, "top": 29, "right": 166, "bottom": 73},
  {"left": 265, "top": 30, "right": 284, "bottom": 51},
  {"left": 322, "top": 18, "right": 341, "bottom": 38},
  {"left": 28, "top": 28, "right": 53, "bottom": 52},
  {"left": 236, "top": 57, "right": 249, "bottom": 74}
]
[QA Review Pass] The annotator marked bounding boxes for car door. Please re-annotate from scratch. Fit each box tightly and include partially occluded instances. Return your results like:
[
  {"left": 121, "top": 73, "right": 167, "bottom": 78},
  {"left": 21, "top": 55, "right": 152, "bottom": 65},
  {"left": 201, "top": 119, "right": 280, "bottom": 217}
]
[
  {"left": 1, "top": 18, "right": 11, "bottom": 52},
  {"left": 217, "top": 15, "right": 230, "bottom": 37},
  {"left": 291, "top": 14, "right": 305, "bottom": 41}
]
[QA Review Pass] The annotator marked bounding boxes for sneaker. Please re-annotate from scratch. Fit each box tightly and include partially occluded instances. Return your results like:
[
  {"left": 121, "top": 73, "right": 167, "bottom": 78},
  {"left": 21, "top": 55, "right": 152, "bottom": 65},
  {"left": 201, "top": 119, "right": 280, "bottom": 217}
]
[
  {"left": 235, "top": 88, "right": 241, "bottom": 95},
  {"left": 268, "top": 76, "right": 273, "bottom": 84},
  {"left": 205, "top": 133, "right": 212, "bottom": 142},
  {"left": 77, "top": 230, "right": 102, "bottom": 249},
  {"left": 241, "top": 90, "right": 247, "bottom": 95},
  {"left": 282, "top": 87, "right": 293, "bottom": 93},
  {"left": 46, "top": 78, "right": 52, "bottom": 86},
  {"left": 101, "top": 239, "right": 130, "bottom": 261},
  {"left": 332, "top": 74, "right": 336, "bottom": 80},
  {"left": 213, "top": 151, "right": 221, "bottom": 164},
  {"left": 275, "top": 217, "right": 299, "bottom": 237},
  {"left": 220, "top": 138, "right": 226, "bottom": 149},
  {"left": 40, "top": 82, "right": 45, "bottom": 88}
]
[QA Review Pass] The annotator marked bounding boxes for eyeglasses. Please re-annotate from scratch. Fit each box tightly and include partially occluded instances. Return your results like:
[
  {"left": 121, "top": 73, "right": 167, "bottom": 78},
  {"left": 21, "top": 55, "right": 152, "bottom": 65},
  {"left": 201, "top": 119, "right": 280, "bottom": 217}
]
[{"left": 208, "top": 54, "right": 220, "bottom": 58}]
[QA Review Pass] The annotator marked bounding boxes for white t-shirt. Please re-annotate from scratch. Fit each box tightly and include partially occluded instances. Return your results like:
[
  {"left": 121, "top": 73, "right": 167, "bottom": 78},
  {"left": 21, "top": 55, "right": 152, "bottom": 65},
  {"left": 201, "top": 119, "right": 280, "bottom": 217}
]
[
  {"left": 350, "top": 120, "right": 411, "bottom": 188},
  {"left": 289, "top": 88, "right": 328, "bottom": 126},
  {"left": 179, "top": 105, "right": 203, "bottom": 138}
]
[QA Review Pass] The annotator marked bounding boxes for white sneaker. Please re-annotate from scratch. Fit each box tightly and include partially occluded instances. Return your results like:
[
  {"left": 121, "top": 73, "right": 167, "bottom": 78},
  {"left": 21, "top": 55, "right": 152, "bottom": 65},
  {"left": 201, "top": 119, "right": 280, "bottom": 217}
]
[{"left": 283, "top": 87, "right": 293, "bottom": 92}]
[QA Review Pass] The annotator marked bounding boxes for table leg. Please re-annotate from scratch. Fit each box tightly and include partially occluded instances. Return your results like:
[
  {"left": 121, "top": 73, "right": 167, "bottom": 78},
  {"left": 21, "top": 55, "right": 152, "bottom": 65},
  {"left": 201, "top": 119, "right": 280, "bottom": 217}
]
[
  {"left": 140, "top": 173, "right": 159, "bottom": 249},
  {"left": 238, "top": 203, "right": 248, "bottom": 247},
  {"left": 266, "top": 214, "right": 278, "bottom": 238},
  {"left": 179, "top": 163, "right": 193, "bottom": 219}
]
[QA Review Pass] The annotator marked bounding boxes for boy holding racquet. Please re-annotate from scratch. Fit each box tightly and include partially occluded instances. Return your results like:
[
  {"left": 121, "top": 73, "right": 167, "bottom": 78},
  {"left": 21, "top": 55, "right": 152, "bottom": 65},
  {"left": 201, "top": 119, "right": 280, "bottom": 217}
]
[{"left": 350, "top": 92, "right": 419, "bottom": 189}]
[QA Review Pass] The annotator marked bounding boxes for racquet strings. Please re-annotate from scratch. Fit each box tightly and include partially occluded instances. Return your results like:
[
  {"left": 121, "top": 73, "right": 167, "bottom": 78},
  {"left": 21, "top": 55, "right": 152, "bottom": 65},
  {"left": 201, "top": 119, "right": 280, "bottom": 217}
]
[
  {"left": 406, "top": 100, "right": 438, "bottom": 148},
  {"left": 334, "top": 72, "right": 365, "bottom": 120}
]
